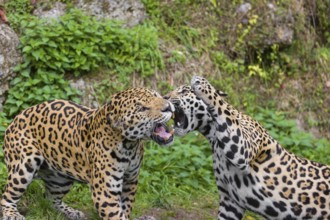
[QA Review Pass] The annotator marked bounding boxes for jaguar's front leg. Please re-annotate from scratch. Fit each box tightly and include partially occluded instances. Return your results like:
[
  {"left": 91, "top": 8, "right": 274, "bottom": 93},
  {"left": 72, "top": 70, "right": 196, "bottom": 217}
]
[
  {"left": 91, "top": 167, "right": 127, "bottom": 220},
  {"left": 218, "top": 195, "right": 245, "bottom": 220},
  {"left": 121, "top": 158, "right": 144, "bottom": 219},
  {"left": 121, "top": 175, "right": 139, "bottom": 219},
  {"left": 121, "top": 145, "right": 144, "bottom": 219}
]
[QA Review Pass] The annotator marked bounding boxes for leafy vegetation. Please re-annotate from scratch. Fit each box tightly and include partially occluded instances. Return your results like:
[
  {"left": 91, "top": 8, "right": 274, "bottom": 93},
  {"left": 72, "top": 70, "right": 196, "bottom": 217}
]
[
  {"left": 254, "top": 108, "right": 330, "bottom": 165},
  {"left": 4, "top": 70, "right": 80, "bottom": 117},
  {"left": 138, "top": 133, "right": 215, "bottom": 207},
  {"left": 4, "top": 8, "right": 163, "bottom": 117}
]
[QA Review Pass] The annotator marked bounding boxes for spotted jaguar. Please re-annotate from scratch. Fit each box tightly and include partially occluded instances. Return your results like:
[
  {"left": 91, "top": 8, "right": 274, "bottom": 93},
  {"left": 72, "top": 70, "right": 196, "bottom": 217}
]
[
  {"left": 165, "top": 76, "right": 330, "bottom": 219},
  {"left": 1, "top": 88, "right": 174, "bottom": 220}
]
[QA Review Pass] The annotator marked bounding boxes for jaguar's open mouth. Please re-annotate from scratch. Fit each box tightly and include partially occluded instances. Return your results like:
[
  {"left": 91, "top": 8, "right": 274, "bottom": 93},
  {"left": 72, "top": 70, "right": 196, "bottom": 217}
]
[
  {"left": 151, "top": 123, "right": 174, "bottom": 145},
  {"left": 172, "top": 105, "right": 188, "bottom": 130}
]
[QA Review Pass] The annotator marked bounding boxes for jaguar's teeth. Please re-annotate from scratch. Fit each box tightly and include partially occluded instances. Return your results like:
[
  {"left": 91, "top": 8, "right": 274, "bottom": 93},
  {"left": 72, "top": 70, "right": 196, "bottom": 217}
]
[{"left": 177, "top": 122, "right": 181, "bottom": 126}]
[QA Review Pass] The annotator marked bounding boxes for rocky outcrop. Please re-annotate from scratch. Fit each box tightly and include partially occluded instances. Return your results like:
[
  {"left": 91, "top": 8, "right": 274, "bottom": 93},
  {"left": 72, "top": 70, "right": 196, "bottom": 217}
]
[
  {"left": 33, "top": 0, "right": 146, "bottom": 27},
  {"left": 75, "top": 0, "right": 146, "bottom": 27},
  {"left": 33, "top": 2, "right": 66, "bottom": 19},
  {"left": 0, "top": 24, "right": 22, "bottom": 111},
  {"left": 236, "top": 1, "right": 297, "bottom": 47},
  {"left": 69, "top": 78, "right": 99, "bottom": 109}
]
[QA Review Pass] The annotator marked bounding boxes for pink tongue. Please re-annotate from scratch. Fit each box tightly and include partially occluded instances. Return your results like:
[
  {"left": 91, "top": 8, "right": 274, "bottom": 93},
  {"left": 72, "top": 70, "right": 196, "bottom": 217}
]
[{"left": 155, "top": 126, "right": 172, "bottom": 140}]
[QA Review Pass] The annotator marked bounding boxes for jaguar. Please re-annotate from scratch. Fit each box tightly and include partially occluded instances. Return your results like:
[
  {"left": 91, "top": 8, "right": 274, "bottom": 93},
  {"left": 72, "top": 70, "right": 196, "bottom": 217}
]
[
  {"left": 1, "top": 87, "right": 174, "bottom": 220},
  {"left": 165, "top": 75, "right": 330, "bottom": 219}
]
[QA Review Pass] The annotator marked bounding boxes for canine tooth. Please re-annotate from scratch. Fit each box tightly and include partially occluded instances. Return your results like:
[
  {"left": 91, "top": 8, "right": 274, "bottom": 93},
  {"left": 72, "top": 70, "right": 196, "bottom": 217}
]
[{"left": 177, "top": 122, "right": 181, "bottom": 126}]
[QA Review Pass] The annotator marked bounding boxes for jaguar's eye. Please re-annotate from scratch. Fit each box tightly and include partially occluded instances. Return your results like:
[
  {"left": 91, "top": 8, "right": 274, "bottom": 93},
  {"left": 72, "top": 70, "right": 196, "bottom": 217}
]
[{"left": 139, "top": 106, "right": 150, "bottom": 112}]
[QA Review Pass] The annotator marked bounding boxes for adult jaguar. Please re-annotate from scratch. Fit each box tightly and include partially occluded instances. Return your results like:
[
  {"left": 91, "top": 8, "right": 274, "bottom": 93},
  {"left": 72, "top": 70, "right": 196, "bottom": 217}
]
[
  {"left": 165, "top": 76, "right": 330, "bottom": 219},
  {"left": 1, "top": 88, "right": 174, "bottom": 220}
]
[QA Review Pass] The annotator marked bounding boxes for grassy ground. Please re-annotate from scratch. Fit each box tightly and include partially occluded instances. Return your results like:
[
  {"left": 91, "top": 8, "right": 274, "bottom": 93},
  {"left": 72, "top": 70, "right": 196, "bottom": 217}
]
[{"left": 0, "top": 173, "right": 263, "bottom": 220}]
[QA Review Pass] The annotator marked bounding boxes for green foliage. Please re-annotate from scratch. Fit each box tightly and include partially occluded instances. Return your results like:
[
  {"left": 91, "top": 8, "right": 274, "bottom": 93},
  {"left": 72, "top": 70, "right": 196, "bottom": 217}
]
[
  {"left": 206, "top": 0, "right": 330, "bottom": 82},
  {"left": 139, "top": 133, "right": 216, "bottom": 207},
  {"left": 143, "top": 0, "right": 216, "bottom": 55},
  {"left": 93, "top": 77, "right": 129, "bottom": 104},
  {"left": 254, "top": 108, "right": 330, "bottom": 165},
  {"left": 313, "top": 47, "right": 330, "bottom": 73},
  {"left": 306, "top": 1, "right": 330, "bottom": 44},
  {"left": 168, "top": 50, "right": 186, "bottom": 64},
  {"left": 14, "top": 9, "right": 163, "bottom": 77},
  {"left": 0, "top": 112, "right": 11, "bottom": 174},
  {"left": 212, "top": 51, "right": 245, "bottom": 75},
  {"left": 4, "top": 70, "right": 80, "bottom": 117},
  {"left": 4, "top": 0, "right": 32, "bottom": 14},
  {"left": 4, "top": 9, "right": 164, "bottom": 117},
  {"left": 141, "top": 0, "right": 161, "bottom": 19},
  {"left": 0, "top": 112, "right": 11, "bottom": 140},
  {"left": 4, "top": 0, "right": 35, "bottom": 34}
]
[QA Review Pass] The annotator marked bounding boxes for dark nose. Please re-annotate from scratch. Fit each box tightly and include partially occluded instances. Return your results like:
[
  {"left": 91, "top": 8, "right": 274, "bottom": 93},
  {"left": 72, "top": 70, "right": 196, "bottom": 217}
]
[{"left": 163, "top": 95, "right": 170, "bottom": 100}]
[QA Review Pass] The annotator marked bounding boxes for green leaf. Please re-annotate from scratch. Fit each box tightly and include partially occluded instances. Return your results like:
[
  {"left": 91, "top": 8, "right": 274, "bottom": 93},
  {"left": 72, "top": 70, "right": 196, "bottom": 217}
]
[
  {"left": 22, "top": 45, "right": 32, "bottom": 53},
  {"left": 21, "top": 69, "right": 30, "bottom": 77},
  {"left": 11, "top": 77, "right": 22, "bottom": 85},
  {"left": 16, "top": 100, "right": 23, "bottom": 107},
  {"left": 9, "top": 107, "right": 19, "bottom": 116},
  {"left": 48, "top": 41, "right": 58, "bottom": 48}
]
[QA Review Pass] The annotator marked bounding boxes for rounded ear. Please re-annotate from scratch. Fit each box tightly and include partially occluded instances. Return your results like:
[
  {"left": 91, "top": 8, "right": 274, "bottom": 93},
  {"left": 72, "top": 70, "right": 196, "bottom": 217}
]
[{"left": 105, "top": 101, "right": 126, "bottom": 130}]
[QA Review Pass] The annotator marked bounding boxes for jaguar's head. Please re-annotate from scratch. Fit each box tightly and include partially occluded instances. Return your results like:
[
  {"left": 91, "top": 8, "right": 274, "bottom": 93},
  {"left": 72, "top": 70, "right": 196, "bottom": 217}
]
[
  {"left": 107, "top": 88, "right": 175, "bottom": 146},
  {"left": 164, "top": 85, "right": 212, "bottom": 136},
  {"left": 190, "top": 75, "right": 227, "bottom": 106}
]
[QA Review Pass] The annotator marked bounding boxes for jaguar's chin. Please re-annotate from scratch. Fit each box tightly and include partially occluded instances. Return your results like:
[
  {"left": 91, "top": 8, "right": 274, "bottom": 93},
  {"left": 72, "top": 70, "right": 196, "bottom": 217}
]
[{"left": 151, "top": 123, "right": 174, "bottom": 146}]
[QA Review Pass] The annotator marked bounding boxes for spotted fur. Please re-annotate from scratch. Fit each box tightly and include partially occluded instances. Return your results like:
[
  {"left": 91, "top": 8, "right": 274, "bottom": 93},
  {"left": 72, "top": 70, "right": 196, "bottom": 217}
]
[
  {"left": 166, "top": 76, "right": 330, "bottom": 219},
  {"left": 1, "top": 88, "right": 174, "bottom": 220}
]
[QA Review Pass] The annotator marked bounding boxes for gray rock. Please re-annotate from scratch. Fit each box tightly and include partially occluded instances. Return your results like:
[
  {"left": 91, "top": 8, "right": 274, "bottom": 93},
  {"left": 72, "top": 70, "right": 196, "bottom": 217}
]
[
  {"left": 236, "top": 1, "right": 295, "bottom": 46},
  {"left": 75, "top": 0, "right": 146, "bottom": 27},
  {"left": 236, "top": 2, "right": 251, "bottom": 15},
  {"left": 134, "top": 216, "right": 156, "bottom": 220},
  {"left": 33, "top": 0, "right": 146, "bottom": 27},
  {"left": 69, "top": 78, "right": 99, "bottom": 109},
  {"left": 33, "top": 2, "right": 66, "bottom": 19},
  {"left": 0, "top": 24, "right": 22, "bottom": 111}
]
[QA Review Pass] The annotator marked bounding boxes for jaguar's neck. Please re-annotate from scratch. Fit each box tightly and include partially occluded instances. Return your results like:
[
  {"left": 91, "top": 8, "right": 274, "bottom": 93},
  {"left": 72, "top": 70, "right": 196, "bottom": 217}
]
[
  {"left": 78, "top": 105, "right": 121, "bottom": 143},
  {"left": 205, "top": 98, "right": 263, "bottom": 172},
  {"left": 205, "top": 98, "right": 243, "bottom": 139},
  {"left": 199, "top": 119, "right": 217, "bottom": 140}
]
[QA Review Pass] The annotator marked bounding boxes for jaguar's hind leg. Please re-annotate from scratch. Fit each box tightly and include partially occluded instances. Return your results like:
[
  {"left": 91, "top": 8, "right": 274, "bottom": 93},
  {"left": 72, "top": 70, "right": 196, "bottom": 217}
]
[
  {"left": 39, "top": 171, "right": 85, "bottom": 220},
  {"left": 1, "top": 147, "right": 44, "bottom": 220}
]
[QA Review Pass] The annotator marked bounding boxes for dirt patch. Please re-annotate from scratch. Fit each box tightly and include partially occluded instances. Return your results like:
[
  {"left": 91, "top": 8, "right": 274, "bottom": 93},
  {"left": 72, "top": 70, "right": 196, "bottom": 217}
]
[{"left": 135, "top": 207, "right": 217, "bottom": 220}]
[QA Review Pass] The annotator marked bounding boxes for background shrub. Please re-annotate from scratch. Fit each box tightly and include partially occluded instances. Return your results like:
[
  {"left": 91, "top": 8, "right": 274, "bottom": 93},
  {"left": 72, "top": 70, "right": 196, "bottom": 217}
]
[{"left": 4, "top": 9, "right": 164, "bottom": 117}]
